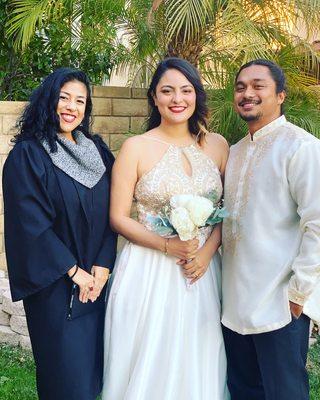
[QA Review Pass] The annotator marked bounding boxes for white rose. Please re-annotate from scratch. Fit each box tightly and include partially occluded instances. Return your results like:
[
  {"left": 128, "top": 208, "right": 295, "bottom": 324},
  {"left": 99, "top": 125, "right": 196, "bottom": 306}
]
[
  {"left": 170, "top": 207, "right": 197, "bottom": 241},
  {"left": 186, "top": 196, "right": 214, "bottom": 227},
  {"left": 170, "top": 194, "right": 194, "bottom": 209}
]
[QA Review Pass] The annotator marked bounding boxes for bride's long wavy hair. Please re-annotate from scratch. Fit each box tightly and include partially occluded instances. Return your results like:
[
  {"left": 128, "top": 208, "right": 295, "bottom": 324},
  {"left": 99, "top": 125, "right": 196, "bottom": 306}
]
[{"left": 147, "top": 57, "right": 209, "bottom": 145}]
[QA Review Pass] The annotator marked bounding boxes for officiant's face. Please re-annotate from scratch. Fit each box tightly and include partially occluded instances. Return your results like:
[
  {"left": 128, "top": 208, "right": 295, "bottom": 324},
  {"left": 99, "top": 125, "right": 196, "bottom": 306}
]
[
  {"left": 153, "top": 69, "right": 196, "bottom": 125},
  {"left": 234, "top": 65, "right": 285, "bottom": 127},
  {"left": 57, "top": 80, "right": 87, "bottom": 135}
]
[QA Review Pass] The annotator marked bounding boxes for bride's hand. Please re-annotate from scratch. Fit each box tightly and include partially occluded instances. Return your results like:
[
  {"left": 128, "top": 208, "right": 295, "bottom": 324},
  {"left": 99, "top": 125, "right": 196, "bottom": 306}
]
[
  {"left": 166, "top": 237, "right": 199, "bottom": 260},
  {"left": 181, "top": 247, "right": 211, "bottom": 284},
  {"left": 68, "top": 266, "right": 95, "bottom": 303},
  {"left": 89, "top": 266, "right": 110, "bottom": 302}
]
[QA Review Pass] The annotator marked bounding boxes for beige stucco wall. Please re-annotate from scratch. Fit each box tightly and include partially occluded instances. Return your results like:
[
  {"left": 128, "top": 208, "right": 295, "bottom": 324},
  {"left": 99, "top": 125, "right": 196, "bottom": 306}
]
[{"left": 0, "top": 86, "right": 148, "bottom": 272}]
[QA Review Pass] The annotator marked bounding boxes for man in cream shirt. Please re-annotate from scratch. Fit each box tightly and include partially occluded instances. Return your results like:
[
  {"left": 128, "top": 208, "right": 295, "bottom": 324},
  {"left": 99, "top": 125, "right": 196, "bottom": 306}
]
[{"left": 222, "top": 59, "right": 320, "bottom": 400}]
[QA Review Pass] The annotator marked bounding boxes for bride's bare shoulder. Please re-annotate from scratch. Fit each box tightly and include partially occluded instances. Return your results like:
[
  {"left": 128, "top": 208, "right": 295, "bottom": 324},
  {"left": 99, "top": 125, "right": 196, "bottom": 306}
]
[
  {"left": 121, "top": 129, "right": 164, "bottom": 151},
  {"left": 204, "top": 132, "right": 229, "bottom": 149},
  {"left": 118, "top": 134, "right": 149, "bottom": 154},
  {"left": 201, "top": 133, "right": 229, "bottom": 171}
]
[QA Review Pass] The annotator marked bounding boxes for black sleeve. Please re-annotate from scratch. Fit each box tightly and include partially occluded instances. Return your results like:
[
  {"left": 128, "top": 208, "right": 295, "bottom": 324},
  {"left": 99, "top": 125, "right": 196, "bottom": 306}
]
[
  {"left": 3, "top": 141, "right": 77, "bottom": 301},
  {"left": 94, "top": 226, "right": 117, "bottom": 271}
]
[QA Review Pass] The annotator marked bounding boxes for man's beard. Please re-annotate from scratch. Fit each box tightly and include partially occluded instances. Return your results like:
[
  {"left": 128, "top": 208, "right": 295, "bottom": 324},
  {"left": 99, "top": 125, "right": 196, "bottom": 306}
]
[
  {"left": 237, "top": 99, "right": 262, "bottom": 122},
  {"left": 238, "top": 111, "right": 262, "bottom": 122}
]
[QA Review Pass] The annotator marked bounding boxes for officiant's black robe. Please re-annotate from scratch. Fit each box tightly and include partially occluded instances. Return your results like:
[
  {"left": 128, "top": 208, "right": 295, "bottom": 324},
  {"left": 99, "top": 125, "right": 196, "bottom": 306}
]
[{"left": 3, "top": 136, "right": 117, "bottom": 400}]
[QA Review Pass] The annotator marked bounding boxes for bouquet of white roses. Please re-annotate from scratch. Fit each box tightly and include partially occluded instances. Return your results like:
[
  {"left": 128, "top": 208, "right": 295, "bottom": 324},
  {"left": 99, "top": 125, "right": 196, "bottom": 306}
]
[{"left": 147, "top": 191, "right": 227, "bottom": 241}]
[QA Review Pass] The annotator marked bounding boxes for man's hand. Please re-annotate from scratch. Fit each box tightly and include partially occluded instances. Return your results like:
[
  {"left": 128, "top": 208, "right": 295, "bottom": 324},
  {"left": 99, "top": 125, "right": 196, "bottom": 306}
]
[{"left": 290, "top": 301, "right": 303, "bottom": 319}]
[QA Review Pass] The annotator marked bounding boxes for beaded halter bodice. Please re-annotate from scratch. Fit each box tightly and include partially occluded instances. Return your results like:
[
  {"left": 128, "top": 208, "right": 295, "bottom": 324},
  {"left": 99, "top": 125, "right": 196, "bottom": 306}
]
[{"left": 134, "top": 137, "right": 223, "bottom": 231}]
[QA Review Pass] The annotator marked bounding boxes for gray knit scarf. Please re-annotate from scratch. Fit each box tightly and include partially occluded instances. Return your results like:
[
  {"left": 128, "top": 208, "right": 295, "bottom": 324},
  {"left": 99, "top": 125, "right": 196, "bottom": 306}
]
[{"left": 42, "top": 131, "right": 106, "bottom": 188}]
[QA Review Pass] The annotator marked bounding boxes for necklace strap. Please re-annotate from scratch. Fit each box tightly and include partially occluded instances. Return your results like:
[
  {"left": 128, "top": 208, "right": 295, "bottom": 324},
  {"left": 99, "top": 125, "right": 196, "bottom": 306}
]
[{"left": 141, "top": 135, "right": 196, "bottom": 147}]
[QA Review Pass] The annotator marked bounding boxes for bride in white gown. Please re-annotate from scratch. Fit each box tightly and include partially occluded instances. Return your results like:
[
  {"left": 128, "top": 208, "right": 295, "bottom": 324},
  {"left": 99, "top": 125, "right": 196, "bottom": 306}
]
[{"left": 102, "top": 58, "right": 230, "bottom": 400}]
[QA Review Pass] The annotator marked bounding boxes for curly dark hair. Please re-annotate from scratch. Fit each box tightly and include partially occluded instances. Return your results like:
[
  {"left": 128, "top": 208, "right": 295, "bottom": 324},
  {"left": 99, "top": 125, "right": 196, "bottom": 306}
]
[
  {"left": 147, "top": 57, "right": 209, "bottom": 144},
  {"left": 13, "top": 67, "right": 93, "bottom": 152}
]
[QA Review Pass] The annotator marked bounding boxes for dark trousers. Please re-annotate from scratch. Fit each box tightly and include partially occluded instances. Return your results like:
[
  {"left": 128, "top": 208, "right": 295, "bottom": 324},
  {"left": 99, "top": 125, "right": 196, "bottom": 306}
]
[{"left": 222, "top": 315, "right": 310, "bottom": 400}]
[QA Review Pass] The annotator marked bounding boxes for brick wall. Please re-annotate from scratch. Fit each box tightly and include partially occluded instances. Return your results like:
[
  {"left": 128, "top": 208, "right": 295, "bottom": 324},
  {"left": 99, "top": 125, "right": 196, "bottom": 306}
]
[{"left": 0, "top": 86, "right": 148, "bottom": 272}]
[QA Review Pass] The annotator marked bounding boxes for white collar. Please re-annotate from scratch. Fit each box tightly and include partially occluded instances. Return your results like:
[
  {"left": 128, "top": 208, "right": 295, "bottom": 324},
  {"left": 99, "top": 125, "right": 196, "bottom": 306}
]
[{"left": 248, "top": 115, "right": 287, "bottom": 142}]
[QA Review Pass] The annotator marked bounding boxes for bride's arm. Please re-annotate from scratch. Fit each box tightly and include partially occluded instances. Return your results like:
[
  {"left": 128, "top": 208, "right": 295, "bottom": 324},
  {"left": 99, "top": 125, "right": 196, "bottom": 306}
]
[{"left": 110, "top": 138, "right": 198, "bottom": 260}]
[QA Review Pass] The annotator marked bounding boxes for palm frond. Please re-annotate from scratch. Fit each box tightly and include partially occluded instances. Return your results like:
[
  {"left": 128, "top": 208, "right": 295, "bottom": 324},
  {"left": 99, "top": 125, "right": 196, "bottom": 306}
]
[
  {"left": 7, "top": 0, "right": 69, "bottom": 49},
  {"left": 5, "top": 0, "right": 320, "bottom": 144},
  {"left": 290, "top": 0, "right": 320, "bottom": 36},
  {"left": 286, "top": 89, "right": 320, "bottom": 137},
  {"left": 165, "top": 0, "right": 213, "bottom": 43},
  {"left": 207, "top": 73, "right": 247, "bottom": 145}
]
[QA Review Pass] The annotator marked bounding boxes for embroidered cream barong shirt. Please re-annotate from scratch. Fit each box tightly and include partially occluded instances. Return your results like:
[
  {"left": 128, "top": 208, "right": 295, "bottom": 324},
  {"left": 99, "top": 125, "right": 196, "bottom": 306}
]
[{"left": 222, "top": 116, "right": 320, "bottom": 334}]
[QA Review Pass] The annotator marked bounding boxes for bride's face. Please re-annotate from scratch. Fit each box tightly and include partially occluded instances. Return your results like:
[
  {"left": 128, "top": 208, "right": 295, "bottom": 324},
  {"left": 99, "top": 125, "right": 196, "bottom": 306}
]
[{"left": 153, "top": 69, "right": 196, "bottom": 125}]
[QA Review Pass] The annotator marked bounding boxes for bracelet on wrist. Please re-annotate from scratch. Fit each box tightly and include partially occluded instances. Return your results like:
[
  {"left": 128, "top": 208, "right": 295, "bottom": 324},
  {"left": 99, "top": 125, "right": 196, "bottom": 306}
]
[{"left": 69, "top": 266, "right": 79, "bottom": 280}]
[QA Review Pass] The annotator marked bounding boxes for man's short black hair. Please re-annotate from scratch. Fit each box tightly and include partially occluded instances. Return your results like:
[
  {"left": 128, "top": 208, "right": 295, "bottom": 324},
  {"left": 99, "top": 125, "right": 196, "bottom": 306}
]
[{"left": 235, "top": 59, "right": 287, "bottom": 94}]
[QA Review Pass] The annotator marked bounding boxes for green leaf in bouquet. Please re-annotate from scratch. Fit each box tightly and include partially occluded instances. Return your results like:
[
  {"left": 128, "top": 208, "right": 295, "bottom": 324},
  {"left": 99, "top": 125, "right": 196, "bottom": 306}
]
[
  {"left": 158, "top": 215, "right": 172, "bottom": 227},
  {"left": 153, "top": 225, "right": 175, "bottom": 236},
  {"left": 206, "top": 207, "right": 228, "bottom": 226},
  {"left": 146, "top": 214, "right": 176, "bottom": 236},
  {"left": 204, "top": 190, "right": 219, "bottom": 204},
  {"left": 217, "top": 207, "right": 228, "bottom": 218}
]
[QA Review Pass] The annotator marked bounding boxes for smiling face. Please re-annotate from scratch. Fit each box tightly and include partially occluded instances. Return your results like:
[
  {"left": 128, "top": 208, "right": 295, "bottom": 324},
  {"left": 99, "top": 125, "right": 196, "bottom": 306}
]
[
  {"left": 56, "top": 80, "right": 87, "bottom": 136},
  {"left": 153, "top": 69, "right": 196, "bottom": 126},
  {"left": 234, "top": 65, "right": 285, "bottom": 132}
]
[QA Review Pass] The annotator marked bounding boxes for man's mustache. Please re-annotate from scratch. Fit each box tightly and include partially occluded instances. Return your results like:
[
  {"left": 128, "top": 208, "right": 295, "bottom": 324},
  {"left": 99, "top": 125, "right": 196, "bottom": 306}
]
[{"left": 238, "top": 99, "right": 262, "bottom": 106}]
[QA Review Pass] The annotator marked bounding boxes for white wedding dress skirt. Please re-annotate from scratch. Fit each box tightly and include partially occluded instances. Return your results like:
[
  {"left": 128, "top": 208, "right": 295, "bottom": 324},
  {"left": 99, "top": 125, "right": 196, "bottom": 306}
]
[{"left": 102, "top": 241, "right": 229, "bottom": 400}]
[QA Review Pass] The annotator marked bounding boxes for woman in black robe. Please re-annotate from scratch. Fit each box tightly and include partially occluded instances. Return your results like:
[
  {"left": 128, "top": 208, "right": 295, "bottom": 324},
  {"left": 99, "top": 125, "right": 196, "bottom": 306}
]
[{"left": 2, "top": 68, "right": 117, "bottom": 400}]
